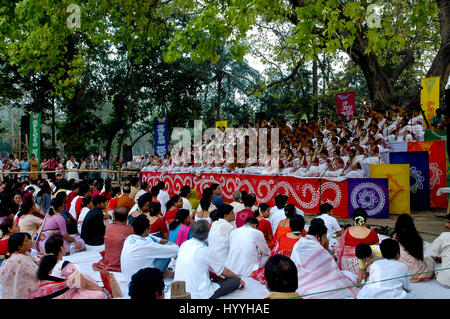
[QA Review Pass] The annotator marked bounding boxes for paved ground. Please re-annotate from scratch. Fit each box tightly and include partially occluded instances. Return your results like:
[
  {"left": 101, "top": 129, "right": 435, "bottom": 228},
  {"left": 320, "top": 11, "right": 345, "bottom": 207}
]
[{"left": 304, "top": 209, "right": 449, "bottom": 243}]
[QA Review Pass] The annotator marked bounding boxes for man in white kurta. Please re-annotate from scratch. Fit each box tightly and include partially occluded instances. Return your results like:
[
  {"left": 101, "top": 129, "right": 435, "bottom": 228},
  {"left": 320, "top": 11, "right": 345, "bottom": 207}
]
[
  {"left": 121, "top": 215, "right": 179, "bottom": 284},
  {"left": 268, "top": 201, "right": 304, "bottom": 235},
  {"left": 156, "top": 181, "right": 170, "bottom": 216},
  {"left": 208, "top": 210, "right": 236, "bottom": 266},
  {"left": 174, "top": 220, "right": 244, "bottom": 299},
  {"left": 225, "top": 218, "right": 270, "bottom": 276}
]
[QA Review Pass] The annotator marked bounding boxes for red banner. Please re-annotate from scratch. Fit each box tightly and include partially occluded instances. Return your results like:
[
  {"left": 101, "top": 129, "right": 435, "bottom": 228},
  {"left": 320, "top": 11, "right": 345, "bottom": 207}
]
[
  {"left": 408, "top": 140, "right": 447, "bottom": 208},
  {"left": 336, "top": 91, "right": 356, "bottom": 120},
  {"left": 141, "top": 172, "right": 349, "bottom": 217}
]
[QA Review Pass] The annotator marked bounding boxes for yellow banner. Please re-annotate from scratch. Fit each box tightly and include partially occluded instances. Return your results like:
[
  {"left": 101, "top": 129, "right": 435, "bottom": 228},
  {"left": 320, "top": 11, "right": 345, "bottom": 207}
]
[
  {"left": 369, "top": 164, "right": 410, "bottom": 215},
  {"left": 215, "top": 120, "right": 228, "bottom": 133},
  {"left": 421, "top": 76, "right": 440, "bottom": 129}
]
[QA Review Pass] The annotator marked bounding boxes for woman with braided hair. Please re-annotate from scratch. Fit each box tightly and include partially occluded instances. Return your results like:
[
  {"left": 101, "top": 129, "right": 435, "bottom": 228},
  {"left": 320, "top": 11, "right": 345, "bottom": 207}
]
[{"left": 334, "top": 208, "right": 379, "bottom": 275}]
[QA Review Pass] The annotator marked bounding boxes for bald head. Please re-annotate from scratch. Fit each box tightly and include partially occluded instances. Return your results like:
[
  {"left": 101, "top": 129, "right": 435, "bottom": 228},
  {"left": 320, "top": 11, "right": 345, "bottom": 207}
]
[{"left": 113, "top": 206, "right": 128, "bottom": 223}]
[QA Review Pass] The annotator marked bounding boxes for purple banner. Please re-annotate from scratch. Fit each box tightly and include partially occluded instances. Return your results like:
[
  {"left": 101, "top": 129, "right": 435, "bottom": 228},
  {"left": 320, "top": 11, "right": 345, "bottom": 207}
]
[{"left": 348, "top": 178, "right": 389, "bottom": 219}]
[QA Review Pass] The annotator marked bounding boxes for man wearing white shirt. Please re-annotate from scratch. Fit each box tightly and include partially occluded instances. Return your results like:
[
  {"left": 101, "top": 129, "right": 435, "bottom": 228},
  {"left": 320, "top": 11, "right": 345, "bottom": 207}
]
[
  {"left": 156, "top": 181, "right": 170, "bottom": 216},
  {"left": 208, "top": 205, "right": 236, "bottom": 266},
  {"left": 174, "top": 219, "right": 244, "bottom": 299},
  {"left": 121, "top": 214, "right": 179, "bottom": 284},
  {"left": 134, "top": 181, "right": 149, "bottom": 202},
  {"left": 268, "top": 194, "right": 289, "bottom": 235},
  {"left": 316, "top": 203, "right": 342, "bottom": 244},
  {"left": 225, "top": 217, "right": 270, "bottom": 276},
  {"left": 180, "top": 185, "right": 193, "bottom": 216}
]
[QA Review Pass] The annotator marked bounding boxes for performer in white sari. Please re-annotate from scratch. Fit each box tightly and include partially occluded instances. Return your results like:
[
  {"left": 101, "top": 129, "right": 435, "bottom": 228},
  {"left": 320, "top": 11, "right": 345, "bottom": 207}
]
[
  {"left": 305, "top": 148, "right": 320, "bottom": 177},
  {"left": 363, "top": 136, "right": 384, "bottom": 165},
  {"left": 340, "top": 149, "right": 364, "bottom": 178},
  {"left": 290, "top": 219, "right": 358, "bottom": 299},
  {"left": 324, "top": 149, "right": 345, "bottom": 178},
  {"left": 317, "top": 149, "right": 332, "bottom": 177},
  {"left": 388, "top": 118, "right": 414, "bottom": 142},
  {"left": 408, "top": 109, "right": 425, "bottom": 141}
]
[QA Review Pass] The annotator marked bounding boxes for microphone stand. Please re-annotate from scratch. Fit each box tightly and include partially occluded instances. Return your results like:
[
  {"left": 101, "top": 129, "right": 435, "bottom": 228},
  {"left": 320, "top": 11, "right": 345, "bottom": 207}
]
[{"left": 315, "top": 158, "right": 336, "bottom": 206}]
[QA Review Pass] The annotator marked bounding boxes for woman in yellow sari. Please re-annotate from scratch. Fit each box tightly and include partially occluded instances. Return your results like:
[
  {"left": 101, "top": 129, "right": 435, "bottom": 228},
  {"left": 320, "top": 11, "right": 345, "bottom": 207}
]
[{"left": 29, "top": 155, "right": 38, "bottom": 180}]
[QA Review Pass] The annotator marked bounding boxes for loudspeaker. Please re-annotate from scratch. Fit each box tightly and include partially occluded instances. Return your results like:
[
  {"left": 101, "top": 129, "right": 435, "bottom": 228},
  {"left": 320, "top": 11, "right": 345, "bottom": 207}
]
[
  {"left": 21, "top": 115, "right": 30, "bottom": 143},
  {"left": 122, "top": 145, "right": 133, "bottom": 162}
]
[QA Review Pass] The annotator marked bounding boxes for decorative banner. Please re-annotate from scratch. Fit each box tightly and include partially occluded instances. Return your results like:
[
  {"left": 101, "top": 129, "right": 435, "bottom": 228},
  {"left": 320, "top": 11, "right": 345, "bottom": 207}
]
[
  {"left": 389, "top": 152, "right": 430, "bottom": 211},
  {"left": 154, "top": 116, "right": 168, "bottom": 158},
  {"left": 215, "top": 120, "right": 228, "bottom": 131},
  {"left": 141, "top": 171, "right": 351, "bottom": 218},
  {"left": 408, "top": 141, "right": 447, "bottom": 208},
  {"left": 424, "top": 132, "right": 450, "bottom": 189},
  {"left": 369, "top": 164, "right": 410, "bottom": 215},
  {"left": 336, "top": 92, "right": 356, "bottom": 120},
  {"left": 29, "top": 113, "right": 41, "bottom": 168},
  {"left": 388, "top": 142, "right": 408, "bottom": 153},
  {"left": 347, "top": 178, "right": 389, "bottom": 219},
  {"left": 421, "top": 76, "right": 440, "bottom": 129}
]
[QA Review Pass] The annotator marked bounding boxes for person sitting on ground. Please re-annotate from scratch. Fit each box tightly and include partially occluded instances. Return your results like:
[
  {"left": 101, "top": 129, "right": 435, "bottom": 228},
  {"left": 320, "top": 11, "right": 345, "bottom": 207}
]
[
  {"left": 168, "top": 209, "right": 191, "bottom": 246},
  {"left": 128, "top": 193, "right": 152, "bottom": 226},
  {"left": 120, "top": 214, "right": 179, "bottom": 284},
  {"left": 355, "top": 243, "right": 382, "bottom": 285},
  {"left": 334, "top": 208, "right": 379, "bottom": 275},
  {"left": 108, "top": 186, "right": 122, "bottom": 211},
  {"left": 195, "top": 196, "right": 213, "bottom": 224},
  {"left": 235, "top": 193, "right": 257, "bottom": 228},
  {"left": 129, "top": 177, "right": 140, "bottom": 202},
  {"left": 264, "top": 254, "right": 301, "bottom": 299},
  {"left": 174, "top": 219, "right": 245, "bottom": 299},
  {"left": 55, "top": 191, "right": 78, "bottom": 235},
  {"left": 208, "top": 205, "right": 236, "bottom": 267},
  {"left": 116, "top": 185, "right": 135, "bottom": 214},
  {"left": 268, "top": 194, "right": 289, "bottom": 235},
  {"left": 188, "top": 189, "right": 200, "bottom": 211},
  {"left": 195, "top": 187, "right": 217, "bottom": 215},
  {"left": 134, "top": 182, "right": 149, "bottom": 203},
  {"left": 164, "top": 195, "right": 183, "bottom": 224},
  {"left": 211, "top": 183, "right": 225, "bottom": 208},
  {"left": 0, "top": 218, "right": 19, "bottom": 266},
  {"left": 17, "top": 199, "right": 43, "bottom": 239},
  {"left": 394, "top": 214, "right": 434, "bottom": 282},
  {"left": 150, "top": 186, "right": 160, "bottom": 203},
  {"left": 77, "top": 196, "right": 94, "bottom": 234},
  {"left": 92, "top": 206, "right": 134, "bottom": 272},
  {"left": 69, "top": 183, "right": 91, "bottom": 220},
  {"left": 230, "top": 190, "right": 244, "bottom": 214},
  {"left": 128, "top": 267, "right": 165, "bottom": 300},
  {"left": 156, "top": 181, "right": 170, "bottom": 216},
  {"left": 37, "top": 197, "right": 86, "bottom": 254},
  {"left": 148, "top": 202, "right": 169, "bottom": 239},
  {"left": 316, "top": 203, "right": 342, "bottom": 248},
  {"left": 254, "top": 203, "right": 273, "bottom": 246},
  {"left": 273, "top": 204, "right": 306, "bottom": 245},
  {"left": 179, "top": 185, "right": 193, "bottom": 216},
  {"left": 28, "top": 234, "right": 109, "bottom": 299},
  {"left": 0, "top": 232, "right": 40, "bottom": 299},
  {"left": 429, "top": 214, "right": 450, "bottom": 288},
  {"left": 357, "top": 238, "right": 411, "bottom": 299},
  {"left": 81, "top": 195, "right": 110, "bottom": 246},
  {"left": 226, "top": 217, "right": 270, "bottom": 277},
  {"left": 290, "top": 219, "right": 358, "bottom": 299}
]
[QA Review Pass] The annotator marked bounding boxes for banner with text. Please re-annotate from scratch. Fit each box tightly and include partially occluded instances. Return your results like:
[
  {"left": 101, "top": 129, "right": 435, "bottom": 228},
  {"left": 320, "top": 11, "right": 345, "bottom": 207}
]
[
  {"left": 336, "top": 91, "right": 356, "bottom": 120},
  {"left": 29, "top": 113, "right": 41, "bottom": 168},
  {"left": 421, "top": 76, "right": 440, "bottom": 129},
  {"left": 154, "top": 116, "right": 168, "bottom": 158}
]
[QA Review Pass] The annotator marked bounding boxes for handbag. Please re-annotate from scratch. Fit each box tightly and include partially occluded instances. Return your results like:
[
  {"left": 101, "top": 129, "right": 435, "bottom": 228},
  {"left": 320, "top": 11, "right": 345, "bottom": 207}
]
[{"left": 100, "top": 269, "right": 123, "bottom": 298}]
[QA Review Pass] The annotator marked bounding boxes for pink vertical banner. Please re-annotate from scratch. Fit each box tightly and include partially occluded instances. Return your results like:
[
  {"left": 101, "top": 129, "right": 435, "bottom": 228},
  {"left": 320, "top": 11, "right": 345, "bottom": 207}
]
[{"left": 336, "top": 92, "right": 356, "bottom": 120}]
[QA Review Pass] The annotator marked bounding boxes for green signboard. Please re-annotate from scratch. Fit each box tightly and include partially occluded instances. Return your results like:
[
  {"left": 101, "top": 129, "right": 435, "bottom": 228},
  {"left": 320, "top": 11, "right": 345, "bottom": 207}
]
[{"left": 29, "top": 113, "right": 41, "bottom": 168}]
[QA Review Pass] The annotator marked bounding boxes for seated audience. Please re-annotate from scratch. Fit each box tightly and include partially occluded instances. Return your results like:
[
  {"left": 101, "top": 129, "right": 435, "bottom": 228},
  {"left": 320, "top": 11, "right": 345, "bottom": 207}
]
[
  {"left": 0, "top": 218, "right": 19, "bottom": 266},
  {"left": 235, "top": 193, "right": 257, "bottom": 228},
  {"left": 168, "top": 209, "right": 191, "bottom": 246},
  {"left": 429, "top": 216, "right": 450, "bottom": 288},
  {"left": 81, "top": 195, "right": 110, "bottom": 246},
  {"left": 316, "top": 203, "right": 342, "bottom": 245},
  {"left": 17, "top": 200, "right": 42, "bottom": 239},
  {"left": 116, "top": 185, "right": 135, "bottom": 214},
  {"left": 208, "top": 204, "right": 236, "bottom": 267},
  {"left": 164, "top": 195, "right": 183, "bottom": 224},
  {"left": 254, "top": 203, "right": 273, "bottom": 246},
  {"left": 268, "top": 194, "right": 289, "bottom": 235},
  {"left": 355, "top": 243, "right": 382, "bottom": 285},
  {"left": 148, "top": 202, "right": 169, "bottom": 239}
]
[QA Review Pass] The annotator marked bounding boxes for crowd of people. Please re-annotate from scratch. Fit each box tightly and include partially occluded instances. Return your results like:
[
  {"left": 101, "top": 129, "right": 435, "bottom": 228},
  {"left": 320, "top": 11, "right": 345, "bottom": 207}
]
[
  {"left": 142, "top": 106, "right": 446, "bottom": 178},
  {"left": 0, "top": 167, "right": 448, "bottom": 299}
]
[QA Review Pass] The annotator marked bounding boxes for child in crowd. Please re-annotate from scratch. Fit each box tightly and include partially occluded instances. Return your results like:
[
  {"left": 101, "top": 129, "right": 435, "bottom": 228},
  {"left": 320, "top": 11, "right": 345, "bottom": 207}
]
[
  {"left": 357, "top": 238, "right": 411, "bottom": 299},
  {"left": 355, "top": 243, "right": 382, "bottom": 285}
]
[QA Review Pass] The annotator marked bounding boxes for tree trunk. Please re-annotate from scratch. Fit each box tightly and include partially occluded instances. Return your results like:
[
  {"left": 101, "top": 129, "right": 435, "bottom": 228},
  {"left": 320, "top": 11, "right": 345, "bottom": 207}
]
[
  {"left": 349, "top": 33, "right": 394, "bottom": 110},
  {"left": 313, "top": 59, "right": 318, "bottom": 118}
]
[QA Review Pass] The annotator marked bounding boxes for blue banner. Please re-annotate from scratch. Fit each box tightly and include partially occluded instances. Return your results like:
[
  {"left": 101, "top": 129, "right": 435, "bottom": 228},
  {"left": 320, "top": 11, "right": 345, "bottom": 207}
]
[
  {"left": 154, "top": 116, "right": 168, "bottom": 158},
  {"left": 389, "top": 151, "right": 430, "bottom": 211},
  {"left": 348, "top": 178, "right": 389, "bottom": 219}
]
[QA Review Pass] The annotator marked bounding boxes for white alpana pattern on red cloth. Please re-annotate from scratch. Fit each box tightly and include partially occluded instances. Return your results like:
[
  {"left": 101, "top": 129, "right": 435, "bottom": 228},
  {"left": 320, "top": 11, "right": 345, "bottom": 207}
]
[{"left": 141, "top": 171, "right": 350, "bottom": 217}]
